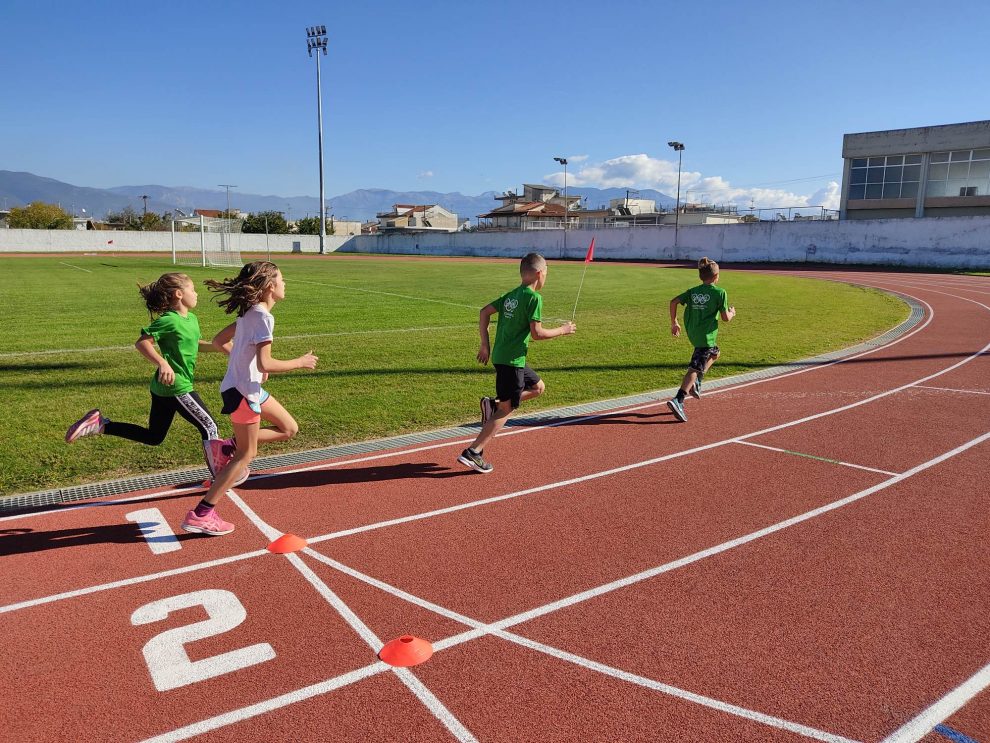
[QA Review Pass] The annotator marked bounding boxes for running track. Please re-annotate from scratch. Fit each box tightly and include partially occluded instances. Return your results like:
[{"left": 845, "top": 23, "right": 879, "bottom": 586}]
[{"left": 2, "top": 268, "right": 989, "bottom": 743}]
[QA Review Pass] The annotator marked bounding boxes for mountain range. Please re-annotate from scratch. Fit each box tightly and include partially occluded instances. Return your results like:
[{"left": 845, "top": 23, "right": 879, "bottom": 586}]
[{"left": 0, "top": 170, "right": 676, "bottom": 224}]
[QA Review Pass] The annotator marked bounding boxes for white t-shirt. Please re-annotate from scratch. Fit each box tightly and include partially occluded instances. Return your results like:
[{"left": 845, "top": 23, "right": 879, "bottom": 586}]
[{"left": 220, "top": 304, "right": 275, "bottom": 405}]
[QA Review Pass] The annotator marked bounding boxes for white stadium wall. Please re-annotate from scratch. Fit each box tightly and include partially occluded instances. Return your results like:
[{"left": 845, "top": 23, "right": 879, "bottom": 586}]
[{"left": 2, "top": 215, "right": 989, "bottom": 269}]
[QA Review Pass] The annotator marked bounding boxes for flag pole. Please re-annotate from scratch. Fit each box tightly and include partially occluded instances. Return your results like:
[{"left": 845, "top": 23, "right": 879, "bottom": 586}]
[{"left": 570, "top": 237, "right": 595, "bottom": 321}]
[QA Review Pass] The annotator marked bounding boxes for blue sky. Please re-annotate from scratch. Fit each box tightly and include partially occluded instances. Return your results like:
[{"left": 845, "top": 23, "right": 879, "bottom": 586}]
[{"left": 2, "top": 0, "right": 989, "bottom": 210}]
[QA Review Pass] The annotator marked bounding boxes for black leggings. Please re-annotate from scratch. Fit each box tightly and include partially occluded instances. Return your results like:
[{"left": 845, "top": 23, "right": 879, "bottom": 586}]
[{"left": 104, "top": 390, "right": 219, "bottom": 445}]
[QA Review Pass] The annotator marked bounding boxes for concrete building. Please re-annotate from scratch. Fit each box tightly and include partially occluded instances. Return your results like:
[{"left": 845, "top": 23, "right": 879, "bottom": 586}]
[
  {"left": 841, "top": 120, "right": 990, "bottom": 220},
  {"left": 376, "top": 204, "right": 458, "bottom": 233}
]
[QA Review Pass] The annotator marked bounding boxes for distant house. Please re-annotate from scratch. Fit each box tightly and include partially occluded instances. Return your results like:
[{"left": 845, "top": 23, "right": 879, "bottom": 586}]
[
  {"left": 478, "top": 183, "right": 582, "bottom": 230},
  {"left": 194, "top": 209, "right": 223, "bottom": 219},
  {"left": 0, "top": 209, "right": 9, "bottom": 229},
  {"left": 375, "top": 204, "right": 458, "bottom": 232},
  {"left": 331, "top": 218, "right": 362, "bottom": 236},
  {"left": 361, "top": 221, "right": 380, "bottom": 235}
]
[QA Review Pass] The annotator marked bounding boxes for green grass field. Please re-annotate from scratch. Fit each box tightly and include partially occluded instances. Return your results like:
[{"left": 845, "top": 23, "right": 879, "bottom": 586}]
[{"left": 0, "top": 254, "right": 908, "bottom": 495}]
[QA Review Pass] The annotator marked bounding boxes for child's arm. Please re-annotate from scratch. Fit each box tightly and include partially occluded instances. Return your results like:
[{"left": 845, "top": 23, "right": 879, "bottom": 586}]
[
  {"left": 198, "top": 339, "right": 231, "bottom": 354},
  {"left": 134, "top": 334, "right": 174, "bottom": 386},
  {"left": 669, "top": 297, "right": 683, "bottom": 337},
  {"left": 720, "top": 306, "right": 736, "bottom": 322},
  {"left": 477, "top": 304, "right": 497, "bottom": 364},
  {"left": 211, "top": 322, "right": 237, "bottom": 353},
  {"left": 530, "top": 320, "right": 576, "bottom": 341},
  {"left": 256, "top": 342, "right": 318, "bottom": 373}
]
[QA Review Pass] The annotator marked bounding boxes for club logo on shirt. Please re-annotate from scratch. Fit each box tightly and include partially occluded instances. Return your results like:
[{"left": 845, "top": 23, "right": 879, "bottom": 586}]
[
  {"left": 691, "top": 293, "right": 711, "bottom": 305},
  {"left": 504, "top": 297, "right": 519, "bottom": 318}
]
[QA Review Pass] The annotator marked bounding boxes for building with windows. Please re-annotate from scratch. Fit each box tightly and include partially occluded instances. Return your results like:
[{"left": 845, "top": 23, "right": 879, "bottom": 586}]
[{"left": 841, "top": 120, "right": 990, "bottom": 219}]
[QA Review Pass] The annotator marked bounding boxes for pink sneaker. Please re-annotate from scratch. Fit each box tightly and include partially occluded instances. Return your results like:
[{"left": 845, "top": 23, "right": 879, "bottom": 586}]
[
  {"left": 206, "top": 438, "right": 235, "bottom": 475},
  {"left": 65, "top": 409, "right": 106, "bottom": 443},
  {"left": 181, "top": 508, "right": 235, "bottom": 536}
]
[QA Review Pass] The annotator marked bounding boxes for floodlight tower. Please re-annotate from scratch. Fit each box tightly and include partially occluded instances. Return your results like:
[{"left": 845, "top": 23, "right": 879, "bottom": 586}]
[
  {"left": 667, "top": 141, "right": 684, "bottom": 251},
  {"left": 553, "top": 156, "right": 568, "bottom": 256},
  {"left": 307, "top": 25, "right": 329, "bottom": 255}
]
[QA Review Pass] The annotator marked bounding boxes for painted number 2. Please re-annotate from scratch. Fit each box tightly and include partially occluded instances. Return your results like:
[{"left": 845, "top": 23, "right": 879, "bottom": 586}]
[{"left": 131, "top": 589, "right": 276, "bottom": 691}]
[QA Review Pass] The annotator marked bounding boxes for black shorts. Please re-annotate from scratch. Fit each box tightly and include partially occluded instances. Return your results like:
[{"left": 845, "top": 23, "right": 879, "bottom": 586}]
[
  {"left": 494, "top": 364, "right": 541, "bottom": 409},
  {"left": 689, "top": 346, "right": 720, "bottom": 373}
]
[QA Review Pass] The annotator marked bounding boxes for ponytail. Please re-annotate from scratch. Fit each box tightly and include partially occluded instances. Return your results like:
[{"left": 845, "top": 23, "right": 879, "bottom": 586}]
[{"left": 138, "top": 272, "right": 189, "bottom": 317}]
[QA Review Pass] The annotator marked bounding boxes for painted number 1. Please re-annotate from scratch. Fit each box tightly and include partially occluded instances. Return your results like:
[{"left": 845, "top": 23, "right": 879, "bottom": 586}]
[
  {"left": 131, "top": 589, "right": 276, "bottom": 691},
  {"left": 125, "top": 508, "right": 181, "bottom": 554}
]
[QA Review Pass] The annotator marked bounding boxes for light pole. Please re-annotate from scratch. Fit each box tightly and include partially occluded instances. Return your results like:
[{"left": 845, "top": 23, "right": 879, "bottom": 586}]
[
  {"left": 141, "top": 195, "right": 149, "bottom": 216},
  {"left": 667, "top": 141, "right": 684, "bottom": 251},
  {"left": 218, "top": 184, "right": 237, "bottom": 218},
  {"left": 307, "top": 25, "right": 329, "bottom": 255},
  {"left": 554, "top": 156, "right": 568, "bottom": 257},
  {"left": 218, "top": 184, "right": 237, "bottom": 254}
]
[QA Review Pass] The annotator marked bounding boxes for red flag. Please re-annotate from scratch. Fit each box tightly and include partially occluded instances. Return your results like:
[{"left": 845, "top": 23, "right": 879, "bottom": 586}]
[
  {"left": 583, "top": 237, "right": 595, "bottom": 263},
  {"left": 107, "top": 239, "right": 114, "bottom": 245}
]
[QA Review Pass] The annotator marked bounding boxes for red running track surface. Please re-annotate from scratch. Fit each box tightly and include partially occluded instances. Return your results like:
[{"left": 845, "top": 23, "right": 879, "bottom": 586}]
[{"left": 2, "top": 268, "right": 989, "bottom": 743}]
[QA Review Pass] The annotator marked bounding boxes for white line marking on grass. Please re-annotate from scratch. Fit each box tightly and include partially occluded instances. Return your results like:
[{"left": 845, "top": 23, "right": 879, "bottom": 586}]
[
  {"left": 881, "top": 659, "right": 990, "bottom": 742},
  {"left": 303, "top": 551, "right": 859, "bottom": 742},
  {"left": 59, "top": 261, "right": 92, "bottom": 273},
  {"left": 225, "top": 491, "right": 478, "bottom": 742},
  {"left": 734, "top": 440, "right": 902, "bottom": 476},
  {"left": 0, "top": 549, "right": 268, "bottom": 615},
  {"left": 915, "top": 385, "right": 990, "bottom": 396},
  {"left": 0, "top": 324, "right": 474, "bottom": 359},
  {"left": 290, "top": 277, "right": 480, "bottom": 310}
]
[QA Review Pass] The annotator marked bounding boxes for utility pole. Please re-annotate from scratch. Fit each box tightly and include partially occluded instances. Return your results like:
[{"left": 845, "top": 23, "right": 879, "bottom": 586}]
[
  {"left": 554, "top": 156, "right": 568, "bottom": 257},
  {"left": 306, "top": 25, "right": 329, "bottom": 254},
  {"left": 667, "top": 141, "right": 685, "bottom": 252}
]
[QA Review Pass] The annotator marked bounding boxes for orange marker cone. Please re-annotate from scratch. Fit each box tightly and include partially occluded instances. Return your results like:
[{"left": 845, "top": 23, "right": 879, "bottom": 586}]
[
  {"left": 202, "top": 479, "right": 211, "bottom": 487},
  {"left": 267, "top": 533, "right": 308, "bottom": 554},
  {"left": 378, "top": 635, "right": 433, "bottom": 667}
]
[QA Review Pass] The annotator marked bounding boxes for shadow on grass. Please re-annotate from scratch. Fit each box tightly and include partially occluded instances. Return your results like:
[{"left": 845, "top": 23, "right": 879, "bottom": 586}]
[
  {"left": 0, "top": 521, "right": 201, "bottom": 555},
  {"left": 0, "top": 360, "right": 104, "bottom": 373}
]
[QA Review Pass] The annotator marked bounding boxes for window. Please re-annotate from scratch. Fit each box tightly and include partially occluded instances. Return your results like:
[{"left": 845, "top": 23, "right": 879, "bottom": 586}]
[
  {"left": 926, "top": 149, "right": 990, "bottom": 198},
  {"left": 848, "top": 153, "right": 922, "bottom": 201}
]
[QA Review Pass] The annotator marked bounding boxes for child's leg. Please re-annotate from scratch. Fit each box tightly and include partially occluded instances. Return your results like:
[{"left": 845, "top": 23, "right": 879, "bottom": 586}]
[
  {"left": 102, "top": 393, "right": 177, "bottom": 445},
  {"left": 174, "top": 391, "right": 220, "bottom": 441},
  {"left": 200, "top": 420, "right": 257, "bottom": 508},
  {"left": 256, "top": 395, "right": 299, "bottom": 444},
  {"left": 468, "top": 399, "right": 514, "bottom": 453}
]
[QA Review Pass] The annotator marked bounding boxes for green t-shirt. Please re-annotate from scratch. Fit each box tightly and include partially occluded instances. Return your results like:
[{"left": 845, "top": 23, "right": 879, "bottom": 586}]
[
  {"left": 677, "top": 283, "right": 728, "bottom": 348},
  {"left": 490, "top": 285, "right": 543, "bottom": 367},
  {"left": 140, "top": 310, "right": 201, "bottom": 397}
]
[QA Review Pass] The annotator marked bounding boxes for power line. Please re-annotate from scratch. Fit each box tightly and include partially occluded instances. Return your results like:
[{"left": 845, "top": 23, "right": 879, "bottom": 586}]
[{"left": 731, "top": 173, "right": 842, "bottom": 189}]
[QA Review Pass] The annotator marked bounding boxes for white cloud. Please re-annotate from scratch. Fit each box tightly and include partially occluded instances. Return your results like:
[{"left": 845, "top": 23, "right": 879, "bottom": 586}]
[
  {"left": 544, "top": 153, "right": 838, "bottom": 211},
  {"left": 417, "top": 170, "right": 434, "bottom": 179}
]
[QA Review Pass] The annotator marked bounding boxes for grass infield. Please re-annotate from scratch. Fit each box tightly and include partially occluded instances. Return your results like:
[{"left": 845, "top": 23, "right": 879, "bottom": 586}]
[{"left": 0, "top": 254, "right": 908, "bottom": 495}]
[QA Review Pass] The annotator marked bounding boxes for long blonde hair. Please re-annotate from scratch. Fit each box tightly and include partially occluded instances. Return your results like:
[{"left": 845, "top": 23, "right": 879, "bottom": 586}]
[
  {"left": 205, "top": 261, "right": 280, "bottom": 316},
  {"left": 137, "top": 273, "right": 190, "bottom": 317}
]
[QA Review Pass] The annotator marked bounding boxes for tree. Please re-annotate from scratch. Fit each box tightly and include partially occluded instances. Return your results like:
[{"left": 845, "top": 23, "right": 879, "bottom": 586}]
[
  {"left": 242, "top": 210, "right": 289, "bottom": 234},
  {"left": 7, "top": 201, "right": 74, "bottom": 229},
  {"left": 295, "top": 216, "right": 334, "bottom": 235},
  {"left": 105, "top": 206, "right": 142, "bottom": 230}
]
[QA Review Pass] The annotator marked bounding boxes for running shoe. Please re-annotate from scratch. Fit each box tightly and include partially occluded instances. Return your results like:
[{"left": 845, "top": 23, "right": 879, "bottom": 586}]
[
  {"left": 689, "top": 378, "right": 702, "bottom": 400},
  {"left": 65, "top": 409, "right": 107, "bottom": 443},
  {"left": 181, "top": 508, "right": 235, "bottom": 536},
  {"left": 667, "top": 398, "right": 688, "bottom": 422},
  {"left": 206, "top": 438, "right": 236, "bottom": 476},
  {"left": 457, "top": 448, "right": 493, "bottom": 473},
  {"left": 480, "top": 396, "right": 497, "bottom": 424}
]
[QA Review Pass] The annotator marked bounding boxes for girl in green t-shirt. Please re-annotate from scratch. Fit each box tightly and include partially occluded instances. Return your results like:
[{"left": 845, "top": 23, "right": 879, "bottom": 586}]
[{"left": 64, "top": 272, "right": 236, "bottom": 479}]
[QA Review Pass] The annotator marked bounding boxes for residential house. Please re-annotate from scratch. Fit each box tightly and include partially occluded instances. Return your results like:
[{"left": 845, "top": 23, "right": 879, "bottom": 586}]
[{"left": 375, "top": 204, "right": 458, "bottom": 232}]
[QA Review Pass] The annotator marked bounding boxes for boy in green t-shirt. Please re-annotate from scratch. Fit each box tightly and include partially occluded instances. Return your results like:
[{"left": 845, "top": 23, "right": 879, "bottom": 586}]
[
  {"left": 667, "top": 257, "right": 736, "bottom": 422},
  {"left": 458, "top": 252, "right": 576, "bottom": 473}
]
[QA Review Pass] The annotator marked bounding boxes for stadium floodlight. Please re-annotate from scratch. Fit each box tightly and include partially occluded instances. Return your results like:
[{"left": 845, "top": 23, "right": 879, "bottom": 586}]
[
  {"left": 306, "top": 24, "right": 329, "bottom": 254},
  {"left": 553, "top": 157, "right": 568, "bottom": 255},
  {"left": 667, "top": 141, "right": 685, "bottom": 250}
]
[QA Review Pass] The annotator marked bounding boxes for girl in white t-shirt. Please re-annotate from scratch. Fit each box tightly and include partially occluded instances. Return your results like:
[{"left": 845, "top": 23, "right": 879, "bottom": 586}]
[{"left": 181, "top": 261, "right": 318, "bottom": 536}]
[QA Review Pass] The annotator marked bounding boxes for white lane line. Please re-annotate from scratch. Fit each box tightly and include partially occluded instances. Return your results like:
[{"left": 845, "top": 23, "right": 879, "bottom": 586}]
[
  {"left": 290, "top": 277, "right": 480, "bottom": 310},
  {"left": 191, "top": 425, "right": 986, "bottom": 743},
  {"left": 139, "top": 661, "right": 390, "bottom": 743},
  {"left": 0, "top": 324, "right": 474, "bottom": 359},
  {"left": 734, "top": 440, "right": 902, "bottom": 477},
  {"left": 59, "top": 261, "right": 93, "bottom": 273},
  {"left": 305, "top": 329, "right": 990, "bottom": 546},
  {"left": 0, "top": 549, "right": 268, "bottom": 614},
  {"left": 915, "top": 385, "right": 990, "bottom": 396},
  {"left": 880, "top": 660, "right": 990, "bottom": 742},
  {"left": 225, "top": 491, "right": 477, "bottom": 743},
  {"left": 304, "top": 548, "right": 856, "bottom": 741}
]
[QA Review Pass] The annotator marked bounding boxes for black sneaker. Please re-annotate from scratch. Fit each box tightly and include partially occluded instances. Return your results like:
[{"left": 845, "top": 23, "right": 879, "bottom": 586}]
[
  {"left": 480, "top": 396, "right": 497, "bottom": 424},
  {"left": 457, "top": 448, "right": 493, "bottom": 473},
  {"left": 689, "top": 378, "right": 702, "bottom": 400}
]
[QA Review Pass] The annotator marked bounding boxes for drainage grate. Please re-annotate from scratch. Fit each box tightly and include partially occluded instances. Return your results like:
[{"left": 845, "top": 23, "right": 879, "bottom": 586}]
[{"left": 1, "top": 293, "right": 924, "bottom": 514}]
